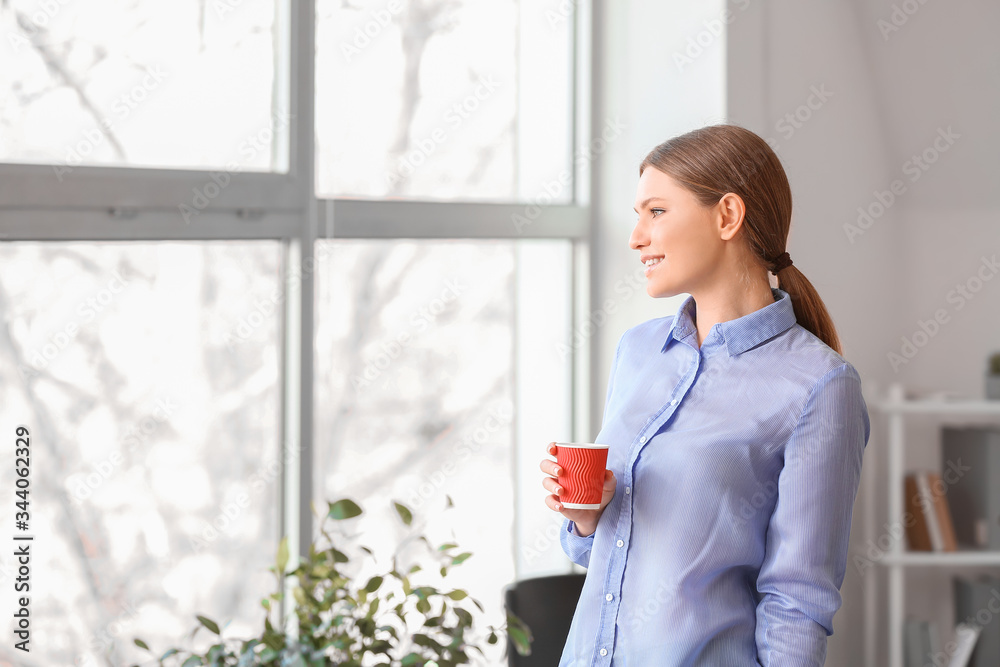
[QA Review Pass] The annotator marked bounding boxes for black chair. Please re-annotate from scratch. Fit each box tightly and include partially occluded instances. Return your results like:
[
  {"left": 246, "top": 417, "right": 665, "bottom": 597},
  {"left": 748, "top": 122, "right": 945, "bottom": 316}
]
[{"left": 502, "top": 573, "right": 587, "bottom": 667}]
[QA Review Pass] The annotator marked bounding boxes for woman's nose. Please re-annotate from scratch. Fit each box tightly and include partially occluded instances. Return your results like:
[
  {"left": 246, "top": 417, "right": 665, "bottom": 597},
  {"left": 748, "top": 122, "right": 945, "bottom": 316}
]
[{"left": 629, "top": 220, "right": 647, "bottom": 250}]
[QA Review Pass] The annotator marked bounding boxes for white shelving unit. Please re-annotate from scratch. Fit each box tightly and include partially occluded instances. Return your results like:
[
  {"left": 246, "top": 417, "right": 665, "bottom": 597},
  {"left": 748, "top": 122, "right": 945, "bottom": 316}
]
[{"left": 867, "top": 382, "right": 1000, "bottom": 667}]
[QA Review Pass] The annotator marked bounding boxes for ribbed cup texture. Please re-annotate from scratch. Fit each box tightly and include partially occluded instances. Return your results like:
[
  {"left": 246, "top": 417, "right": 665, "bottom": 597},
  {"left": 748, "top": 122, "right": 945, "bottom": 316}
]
[{"left": 556, "top": 446, "right": 609, "bottom": 505}]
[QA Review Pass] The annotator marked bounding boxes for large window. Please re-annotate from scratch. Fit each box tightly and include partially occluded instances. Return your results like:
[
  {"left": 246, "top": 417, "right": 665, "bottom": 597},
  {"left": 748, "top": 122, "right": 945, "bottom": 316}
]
[
  {"left": 315, "top": 0, "right": 575, "bottom": 201},
  {"left": 0, "top": 0, "right": 289, "bottom": 172},
  {"left": 0, "top": 1, "right": 593, "bottom": 665},
  {"left": 0, "top": 242, "right": 280, "bottom": 666}
]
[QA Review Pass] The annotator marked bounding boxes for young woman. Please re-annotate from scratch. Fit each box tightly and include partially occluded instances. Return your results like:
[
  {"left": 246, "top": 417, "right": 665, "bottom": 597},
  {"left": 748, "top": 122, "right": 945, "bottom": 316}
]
[{"left": 539, "top": 124, "right": 870, "bottom": 666}]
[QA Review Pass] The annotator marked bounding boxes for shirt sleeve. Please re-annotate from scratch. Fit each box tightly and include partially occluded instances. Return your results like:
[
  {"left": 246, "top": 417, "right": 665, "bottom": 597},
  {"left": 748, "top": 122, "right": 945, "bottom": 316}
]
[
  {"left": 754, "top": 362, "right": 870, "bottom": 666},
  {"left": 557, "top": 331, "right": 626, "bottom": 569},
  {"left": 560, "top": 518, "right": 595, "bottom": 568}
]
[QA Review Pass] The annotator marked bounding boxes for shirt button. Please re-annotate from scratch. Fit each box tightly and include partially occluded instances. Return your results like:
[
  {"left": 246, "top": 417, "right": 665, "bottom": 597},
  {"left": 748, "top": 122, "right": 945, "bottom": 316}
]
[
  {"left": 605, "top": 593, "right": 613, "bottom": 601},
  {"left": 671, "top": 399, "right": 678, "bottom": 405},
  {"left": 600, "top": 648, "right": 608, "bottom": 656},
  {"left": 639, "top": 436, "right": 647, "bottom": 444},
  {"left": 625, "top": 486, "right": 631, "bottom": 494},
  {"left": 616, "top": 539, "right": 624, "bottom": 547}
]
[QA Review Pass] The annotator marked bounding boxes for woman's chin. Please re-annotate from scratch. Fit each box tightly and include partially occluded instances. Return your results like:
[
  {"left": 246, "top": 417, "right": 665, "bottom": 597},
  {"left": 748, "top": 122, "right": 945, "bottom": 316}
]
[
  {"left": 647, "top": 284, "right": 669, "bottom": 298},
  {"left": 646, "top": 279, "right": 681, "bottom": 299}
]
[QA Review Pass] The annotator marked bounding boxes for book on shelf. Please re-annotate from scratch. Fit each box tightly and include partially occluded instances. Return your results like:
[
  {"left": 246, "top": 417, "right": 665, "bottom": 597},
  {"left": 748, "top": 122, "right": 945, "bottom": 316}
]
[
  {"left": 903, "top": 616, "right": 982, "bottom": 667},
  {"left": 941, "top": 426, "right": 1000, "bottom": 550},
  {"left": 903, "top": 617, "right": 928, "bottom": 667},
  {"left": 903, "top": 617, "right": 942, "bottom": 667},
  {"left": 947, "top": 623, "right": 981, "bottom": 667},
  {"left": 953, "top": 575, "right": 998, "bottom": 667},
  {"left": 904, "top": 470, "right": 958, "bottom": 552}
]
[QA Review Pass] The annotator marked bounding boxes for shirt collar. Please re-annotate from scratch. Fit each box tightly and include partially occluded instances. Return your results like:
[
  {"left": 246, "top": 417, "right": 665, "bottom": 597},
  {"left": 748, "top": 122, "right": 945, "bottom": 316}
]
[{"left": 661, "top": 287, "right": 797, "bottom": 357}]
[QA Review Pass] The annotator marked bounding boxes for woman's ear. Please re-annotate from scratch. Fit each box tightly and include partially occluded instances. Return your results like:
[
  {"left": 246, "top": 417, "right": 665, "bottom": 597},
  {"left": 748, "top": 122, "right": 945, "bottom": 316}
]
[{"left": 717, "top": 192, "right": 746, "bottom": 241}]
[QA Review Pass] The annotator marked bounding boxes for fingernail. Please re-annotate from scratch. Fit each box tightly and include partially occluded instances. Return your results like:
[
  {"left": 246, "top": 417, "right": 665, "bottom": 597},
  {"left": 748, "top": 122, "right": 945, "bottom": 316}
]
[
  {"left": 557, "top": 487, "right": 563, "bottom": 495},
  {"left": 555, "top": 467, "right": 562, "bottom": 475}
]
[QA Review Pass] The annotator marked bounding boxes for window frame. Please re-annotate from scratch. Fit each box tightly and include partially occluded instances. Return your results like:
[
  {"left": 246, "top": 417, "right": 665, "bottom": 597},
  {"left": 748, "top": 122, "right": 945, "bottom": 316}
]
[{"left": 0, "top": 0, "right": 601, "bottom": 613}]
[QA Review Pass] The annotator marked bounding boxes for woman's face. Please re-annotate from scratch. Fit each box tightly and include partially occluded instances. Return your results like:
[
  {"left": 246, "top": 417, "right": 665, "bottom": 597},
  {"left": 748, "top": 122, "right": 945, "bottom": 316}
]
[{"left": 629, "top": 166, "right": 723, "bottom": 298}]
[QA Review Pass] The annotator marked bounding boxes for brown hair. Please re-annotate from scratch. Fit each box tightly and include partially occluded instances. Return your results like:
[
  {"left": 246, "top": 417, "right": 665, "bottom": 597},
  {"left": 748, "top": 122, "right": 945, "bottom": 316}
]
[{"left": 639, "top": 123, "right": 842, "bottom": 355}]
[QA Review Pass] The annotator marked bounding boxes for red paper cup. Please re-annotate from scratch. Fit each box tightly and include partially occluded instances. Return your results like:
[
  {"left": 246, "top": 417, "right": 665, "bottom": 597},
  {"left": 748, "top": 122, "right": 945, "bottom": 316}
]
[{"left": 554, "top": 442, "right": 610, "bottom": 509}]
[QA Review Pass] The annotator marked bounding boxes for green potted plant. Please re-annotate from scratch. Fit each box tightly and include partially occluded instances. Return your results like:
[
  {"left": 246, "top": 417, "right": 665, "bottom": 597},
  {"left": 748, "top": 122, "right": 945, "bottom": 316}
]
[
  {"left": 988, "top": 351, "right": 1000, "bottom": 400},
  {"left": 131, "top": 497, "right": 533, "bottom": 666}
]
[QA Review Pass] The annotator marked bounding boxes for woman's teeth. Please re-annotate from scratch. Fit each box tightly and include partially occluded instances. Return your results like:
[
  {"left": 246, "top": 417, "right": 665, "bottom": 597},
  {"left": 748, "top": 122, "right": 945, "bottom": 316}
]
[{"left": 644, "top": 258, "right": 663, "bottom": 267}]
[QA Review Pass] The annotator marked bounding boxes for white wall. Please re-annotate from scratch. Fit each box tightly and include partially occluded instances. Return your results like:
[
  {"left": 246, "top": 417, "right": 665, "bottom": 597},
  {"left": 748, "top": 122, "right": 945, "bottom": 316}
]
[
  {"left": 596, "top": 2, "right": 886, "bottom": 663},
  {"left": 593, "top": 0, "right": 727, "bottom": 395},
  {"left": 726, "top": 0, "right": 1000, "bottom": 665}
]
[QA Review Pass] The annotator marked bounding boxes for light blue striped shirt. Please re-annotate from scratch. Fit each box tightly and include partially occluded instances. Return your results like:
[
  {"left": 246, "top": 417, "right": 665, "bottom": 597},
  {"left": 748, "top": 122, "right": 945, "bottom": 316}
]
[{"left": 558, "top": 287, "right": 870, "bottom": 666}]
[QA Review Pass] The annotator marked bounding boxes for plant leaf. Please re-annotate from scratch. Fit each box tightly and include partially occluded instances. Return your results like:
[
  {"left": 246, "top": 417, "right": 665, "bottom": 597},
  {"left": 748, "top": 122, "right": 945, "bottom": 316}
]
[
  {"left": 446, "top": 589, "right": 468, "bottom": 601},
  {"left": 196, "top": 615, "right": 221, "bottom": 635},
  {"left": 133, "top": 638, "right": 150, "bottom": 651},
  {"left": 392, "top": 501, "right": 413, "bottom": 526},
  {"left": 327, "top": 498, "right": 363, "bottom": 520},
  {"left": 276, "top": 536, "right": 289, "bottom": 574},
  {"left": 364, "top": 575, "right": 383, "bottom": 593},
  {"left": 508, "top": 625, "right": 533, "bottom": 654}
]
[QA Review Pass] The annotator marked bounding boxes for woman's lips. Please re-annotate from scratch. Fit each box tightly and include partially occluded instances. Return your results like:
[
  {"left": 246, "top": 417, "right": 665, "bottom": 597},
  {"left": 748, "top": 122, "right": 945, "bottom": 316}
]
[{"left": 643, "top": 258, "right": 663, "bottom": 276}]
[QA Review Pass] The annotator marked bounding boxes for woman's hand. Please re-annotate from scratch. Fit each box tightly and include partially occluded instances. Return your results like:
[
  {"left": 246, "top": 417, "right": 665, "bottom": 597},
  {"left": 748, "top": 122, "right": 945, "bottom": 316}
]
[{"left": 540, "top": 441, "right": 617, "bottom": 537}]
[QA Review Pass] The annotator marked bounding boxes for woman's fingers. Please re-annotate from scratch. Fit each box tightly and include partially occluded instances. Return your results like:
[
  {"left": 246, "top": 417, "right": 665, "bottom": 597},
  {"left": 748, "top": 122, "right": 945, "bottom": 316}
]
[
  {"left": 544, "top": 494, "right": 563, "bottom": 512},
  {"left": 541, "top": 475, "right": 563, "bottom": 496},
  {"left": 538, "top": 457, "right": 562, "bottom": 477}
]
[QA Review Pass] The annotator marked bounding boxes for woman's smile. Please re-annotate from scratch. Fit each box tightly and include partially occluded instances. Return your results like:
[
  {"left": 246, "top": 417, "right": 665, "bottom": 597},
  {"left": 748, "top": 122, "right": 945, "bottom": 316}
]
[{"left": 642, "top": 254, "right": 664, "bottom": 276}]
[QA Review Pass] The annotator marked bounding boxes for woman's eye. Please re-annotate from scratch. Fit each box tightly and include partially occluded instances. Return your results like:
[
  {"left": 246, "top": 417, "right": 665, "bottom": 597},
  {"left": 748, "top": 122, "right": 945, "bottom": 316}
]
[{"left": 650, "top": 208, "right": 665, "bottom": 217}]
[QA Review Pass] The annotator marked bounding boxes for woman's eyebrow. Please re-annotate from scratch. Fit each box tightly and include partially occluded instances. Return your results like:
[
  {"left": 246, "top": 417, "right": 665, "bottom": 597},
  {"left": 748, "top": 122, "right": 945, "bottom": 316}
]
[{"left": 633, "top": 197, "right": 667, "bottom": 213}]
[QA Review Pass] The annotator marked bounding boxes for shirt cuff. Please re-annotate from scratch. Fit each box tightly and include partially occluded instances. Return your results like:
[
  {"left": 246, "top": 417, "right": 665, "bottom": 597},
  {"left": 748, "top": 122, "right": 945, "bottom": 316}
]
[{"left": 560, "top": 518, "right": 594, "bottom": 568}]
